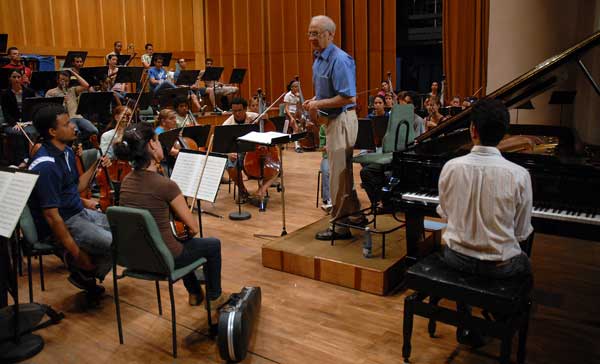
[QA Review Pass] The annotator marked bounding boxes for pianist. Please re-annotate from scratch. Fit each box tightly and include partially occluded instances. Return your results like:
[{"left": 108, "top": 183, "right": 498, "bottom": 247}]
[{"left": 436, "top": 99, "right": 533, "bottom": 345}]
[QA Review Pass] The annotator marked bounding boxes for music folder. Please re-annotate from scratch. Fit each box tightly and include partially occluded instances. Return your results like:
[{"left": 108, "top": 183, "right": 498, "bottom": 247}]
[
  {"left": 0, "top": 168, "right": 39, "bottom": 238},
  {"left": 150, "top": 52, "right": 173, "bottom": 67},
  {"left": 228, "top": 68, "right": 246, "bottom": 84},
  {"left": 170, "top": 150, "right": 227, "bottom": 203}
]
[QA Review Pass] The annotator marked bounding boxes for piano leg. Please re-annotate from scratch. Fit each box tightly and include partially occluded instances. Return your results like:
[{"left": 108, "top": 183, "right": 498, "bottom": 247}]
[{"left": 405, "top": 210, "right": 425, "bottom": 265}]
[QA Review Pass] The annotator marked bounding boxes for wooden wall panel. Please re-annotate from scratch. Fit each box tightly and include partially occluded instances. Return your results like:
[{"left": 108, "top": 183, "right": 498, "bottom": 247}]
[
  {"left": 368, "top": 0, "right": 383, "bottom": 93},
  {"left": 101, "top": 0, "right": 125, "bottom": 50},
  {"left": 21, "top": 0, "right": 54, "bottom": 47},
  {"left": 78, "top": 0, "right": 105, "bottom": 50},
  {"left": 124, "top": 0, "right": 147, "bottom": 54},
  {"left": 246, "top": 0, "right": 267, "bottom": 96},
  {"left": 354, "top": 0, "right": 369, "bottom": 113},
  {"left": 0, "top": 2, "right": 26, "bottom": 45},
  {"left": 180, "top": 0, "right": 195, "bottom": 51},
  {"left": 382, "top": 0, "right": 397, "bottom": 88},
  {"left": 267, "top": 0, "right": 285, "bottom": 95},
  {"left": 53, "top": 0, "right": 80, "bottom": 48},
  {"left": 231, "top": 0, "right": 250, "bottom": 97},
  {"left": 219, "top": 0, "right": 234, "bottom": 83}
]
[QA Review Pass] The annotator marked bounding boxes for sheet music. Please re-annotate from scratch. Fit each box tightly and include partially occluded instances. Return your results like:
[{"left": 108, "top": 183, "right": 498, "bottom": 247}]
[
  {"left": 170, "top": 151, "right": 227, "bottom": 203},
  {"left": 0, "top": 171, "right": 39, "bottom": 238},
  {"left": 238, "top": 131, "right": 290, "bottom": 145}
]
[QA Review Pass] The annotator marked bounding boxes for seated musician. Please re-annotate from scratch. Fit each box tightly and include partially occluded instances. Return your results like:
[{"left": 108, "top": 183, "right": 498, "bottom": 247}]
[
  {"left": 100, "top": 106, "right": 132, "bottom": 158},
  {"left": 384, "top": 92, "right": 395, "bottom": 109},
  {"left": 0, "top": 70, "right": 36, "bottom": 166},
  {"left": 107, "top": 54, "right": 128, "bottom": 97},
  {"left": 223, "top": 97, "right": 277, "bottom": 208},
  {"left": 174, "top": 96, "right": 200, "bottom": 128},
  {"left": 116, "top": 123, "right": 225, "bottom": 308},
  {"left": 105, "top": 40, "right": 123, "bottom": 62},
  {"left": 148, "top": 55, "right": 176, "bottom": 94},
  {"left": 2, "top": 47, "right": 32, "bottom": 85},
  {"left": 249, "top": 96, "right": 260, "bottom": 113},
  {"left": 401, "top": 91, "right": 426, "bottom": 136},
  {"left": 424, "top": 96, "right": 448, "bottom": 131},
  {"left": 437, "top": 99, "right": 532, "bottom": 346},
  {"left": 45, "top": 70, "right": 99, "bottom": 142},
  {"left": 283, "top": 81, "right": 304, "bottom": 153},
  {"left": 201, "top": 58, "right": 238, "bottom": 112},
  {"left": 367, "top": 95, "right": 389, "bottom": 118},
  {"left": 140, "top": 43, "right": 153, "bottom": 69},
  {"left": 28, "top": 103, "right": 112, "bottom": 298}
]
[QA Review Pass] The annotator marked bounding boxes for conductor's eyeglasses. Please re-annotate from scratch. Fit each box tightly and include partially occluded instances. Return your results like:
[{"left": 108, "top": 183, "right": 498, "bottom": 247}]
[{"left": 307, "top": 31, "right": 325, "bottom": 38}]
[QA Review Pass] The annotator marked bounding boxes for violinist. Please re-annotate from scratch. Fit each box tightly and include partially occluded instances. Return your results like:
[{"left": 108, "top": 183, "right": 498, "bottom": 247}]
[
  {"left": 283, "top": 81, "right": 303, "bottom": 153},
  {"left": 0, "top": 69, "right": 36, "bottom": 166},
  {"left": 116, "top": 123, "right": 225, "bottom": 309},
  {"left": 28, "top": 103, "right": 112, "bottom": 299},
  {"left": 100, "top": 105, "right": 132, "bottom": 158},
  {"left": 223, "top": 97, "right": 277, "bottom": 208},
  {"left": 155, "top": 108, "right": 178, "bottom": 136},
  {"left": 174, "top": 96, "right": 200, "bottom": 128}
]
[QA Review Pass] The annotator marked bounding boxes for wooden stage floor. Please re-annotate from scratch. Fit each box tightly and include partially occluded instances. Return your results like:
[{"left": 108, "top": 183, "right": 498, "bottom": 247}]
[{"left": 9, "top": 149, "right": 600, "bottom": 364}]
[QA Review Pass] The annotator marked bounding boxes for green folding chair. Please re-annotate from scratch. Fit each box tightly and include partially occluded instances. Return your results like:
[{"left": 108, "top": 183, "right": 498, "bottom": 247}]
[{"left": 106, "top": 206, "right": 213, "bottom": 358}]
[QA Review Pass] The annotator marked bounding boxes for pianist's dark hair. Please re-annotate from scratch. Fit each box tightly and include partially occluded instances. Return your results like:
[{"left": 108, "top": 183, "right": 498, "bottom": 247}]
[
  {"left": 231, "top": 97, "right": 248, "bottom": 109},
  {"left": 32, "top": 103, "right": 68, "bottom": 140},
  {"left": 471, "top": 99, "right": 509, "bottom": 146},
  {"left": 113, "top": 123, "right": 156, "bottom": 170}
]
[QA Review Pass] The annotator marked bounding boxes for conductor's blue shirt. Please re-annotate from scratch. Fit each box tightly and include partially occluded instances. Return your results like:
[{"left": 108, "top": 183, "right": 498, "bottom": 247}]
[{"left": 312, "top": 44, "right": 357, "bottom": 116}]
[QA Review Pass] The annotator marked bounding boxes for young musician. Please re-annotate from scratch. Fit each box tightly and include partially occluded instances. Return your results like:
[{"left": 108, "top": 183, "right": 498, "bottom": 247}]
[
  {"left": 437, "top": 99, "right": 532, "bottom": 346},
  {"left": 368, "top": 95, "right": 389, "bottom": 118},
  {"left": 148, "top": 55, "right": 176, "bottom": 94},
  {"left": 249, "top": 96, "right": 260, "bottom": 113},
  {"left": 2, "top": 47, "right": 32, "bottom": 85},
  {"left": 154, "top": 108, "right": 178, "bottom": 136},
  {"left": 0, "top": 70, "right": 37, "bottom": 165},
  {"left": 424, "top": 96, "right": 448, "bottom": 131},
  {"left": 100, "top": 105, "right": 132, "bottom": 158},
  {"left": 303, "top": 15, "right": 364, "bottom": 240},
  {"left": 174, "top": 96, "right": 200, "bottom": 128},
  {"left": 283, "top": 81, "right": 303, "bottom": 152},
  {"left": 116, "top": 123, "right": 225, "bottom": 308},
  {"left": 106, "top": 40, "right": 123, "bottom": 62},
  {"left": 28, "top": 103, "right": 112, "bottom": 297},
  {"left": 140, "top": 43, "right": 153, "bottom": 69}
]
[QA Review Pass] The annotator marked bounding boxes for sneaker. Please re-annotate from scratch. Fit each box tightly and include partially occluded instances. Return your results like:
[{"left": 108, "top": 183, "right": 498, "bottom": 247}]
[
  {"left": 320, "top": 203, "right": 332, "bottom": 213},
  {"left": 295, "top": 147, "right": 304, "bottom": 153}
]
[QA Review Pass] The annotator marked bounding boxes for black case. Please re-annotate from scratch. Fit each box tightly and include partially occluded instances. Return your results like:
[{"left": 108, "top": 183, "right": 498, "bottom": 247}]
[{"left": 217, "top": 287, "right": 261, "bottom": 363}]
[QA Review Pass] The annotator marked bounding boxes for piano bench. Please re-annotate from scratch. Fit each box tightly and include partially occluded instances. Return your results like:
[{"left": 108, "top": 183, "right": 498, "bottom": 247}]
[{"left": 402, "top": 253, "right": 532, "bottom": 364}]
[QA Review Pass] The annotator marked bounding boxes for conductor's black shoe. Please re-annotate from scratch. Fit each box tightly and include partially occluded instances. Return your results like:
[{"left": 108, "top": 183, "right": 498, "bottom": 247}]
[
  {"left": 315, "top": 228, "right": 353, "bottom": 241},
  {"left": 456, "top": 328, "right": 489, "bottom": 349}
]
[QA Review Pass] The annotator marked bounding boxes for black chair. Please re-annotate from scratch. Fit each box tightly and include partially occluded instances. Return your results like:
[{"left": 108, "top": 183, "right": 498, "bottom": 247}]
[{"left": 402, "top": 236, "right": 534, "bottom": 364}]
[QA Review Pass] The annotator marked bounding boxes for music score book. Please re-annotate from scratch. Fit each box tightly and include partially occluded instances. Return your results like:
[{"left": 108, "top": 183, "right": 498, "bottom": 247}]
[
  {"left": 170, "top": 150, "right": 227, "bottom": 203},
  {"left": 0, "top": 169, "right": 39, "bottom": 238}
]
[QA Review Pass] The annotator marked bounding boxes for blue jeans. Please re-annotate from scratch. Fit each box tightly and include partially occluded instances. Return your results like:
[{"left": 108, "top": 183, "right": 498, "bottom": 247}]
[
  {"left": 174, "top": 237, "right": 222, "bottom": 300},
  {"left": 441, "top": 245, "right": 531, "bottom": 279},
  {"left": 151, "top": 80, "right": 177, "bottom": 94},
  {"left": 320, "top": 157, "right": 330, "bottom": 203},
  {"left": 65, "top": 209, "right": 112, "bottom": 280}
]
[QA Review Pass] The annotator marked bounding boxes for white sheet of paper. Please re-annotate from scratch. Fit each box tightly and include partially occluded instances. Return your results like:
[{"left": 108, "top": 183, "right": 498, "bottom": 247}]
[
  {"left": 0, "top": 171, "right": 39, "bottom": 238},
  {"left": 170, "top": 152, "right": 227, "bottom": 203},
  {"left": 196, "top": 156, "right": 228, "bottom": 202},
  {"left": 238, "top": 131, "right": 290, "bottom": 145}
]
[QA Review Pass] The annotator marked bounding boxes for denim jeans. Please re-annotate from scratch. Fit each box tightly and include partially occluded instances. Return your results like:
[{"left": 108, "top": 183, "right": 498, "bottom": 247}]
[
  {"left": 441, "top": 245, "right": 531, "bottom": 279},
  {"left": 320, "top": 157, "right": 330, "bottom": 203},
  {"left": 174, "top": 237, "right": 222, "bottom": 300},
  {"left": 151, "top": 80, "right": 177, "bottom": 94},
  {"left": 65, "top": 209, "right": 112, "bottom": 280}
]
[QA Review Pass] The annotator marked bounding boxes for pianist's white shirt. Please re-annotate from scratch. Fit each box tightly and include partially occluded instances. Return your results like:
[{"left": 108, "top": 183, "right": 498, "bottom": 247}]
[{"left": 436, "top": 145, "right": 533, "bottom": 261}]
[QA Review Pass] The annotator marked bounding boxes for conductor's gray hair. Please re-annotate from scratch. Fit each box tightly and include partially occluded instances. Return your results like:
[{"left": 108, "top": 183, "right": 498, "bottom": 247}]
[{"left": 311, "top": 15, "right": 336, "bottom": 34}]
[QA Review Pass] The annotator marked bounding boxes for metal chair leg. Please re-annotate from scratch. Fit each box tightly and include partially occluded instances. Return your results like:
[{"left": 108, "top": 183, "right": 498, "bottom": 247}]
[
  {"left": 316, "top": 170, "right": 321, "bottom": 208},
  {"left": 27, "top": 255, "right": 33, "bottom": 303},
  {"left": 39, "top": 255, "right": 45, "bottom": 291},
  {"left": 168, "top": 280, "right": 177, "bottom": 358},
  {"left": 113, "top": 264, "right": 124, "bottom": 344},
  {"left": 155, "top": 281, "right": 162, "bottom": 316}
]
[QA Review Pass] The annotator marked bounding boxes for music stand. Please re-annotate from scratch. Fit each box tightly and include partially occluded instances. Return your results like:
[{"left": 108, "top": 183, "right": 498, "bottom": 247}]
[
  {"left": 78, "top": 66, "right": 108, "bottom": 86},
  {"left": 514, "top": 100, "right": 534, "bottom": 124},
  {"left": 0, "top": 68, "right": 15, "bottom": 89},
  {"left": 213, "top": 124, "right": 259, "bottom": 221},
  {"left": 158, "top": 128, "right": 183, "bottom": 174},
  {"left": 30, "top": 71, "right": 59, "bottom": 93},
  {"left": 157, "top": 86, "right": 190, "bottom": 108},
  {"left": 175, "top": 70, "right": 200, "bottom": 86},
  {"left": 150, "top": 52, "right": 173, "bottom": 67},
  {"left": 22, "top": 97, "right": 64, "bottom": 122},
  {"left": 268, "top": 116, "right": 288, "bottom": 133},
  {"left": 114, "top": 66, "right": 143, "bottom": 85},
  {"left": 355, "top": 118, "right": 376, "bottom": 151},
  {"left": 549, "top": 90, "right": 576, "bottom": 126},
  {"left": 182, "top": 125, "right": 211, "bottom": 148},
  {"left": 0, "top": 34, "right": 7, "bottom": 54},
  {"left": 228, "top": 68, "right": 246, "bottom": 84},
  {"left": 76, "top": 92, "right": 113, "bottom": 120},
  {"left": 63, "top": 51, "right": 88, "bottom": 68},
  {"left": 124, "top": 92, "right": 153, "bottom": 110},
  {"left": 116, "top": 54, "right": 132, "bottom": 66}
]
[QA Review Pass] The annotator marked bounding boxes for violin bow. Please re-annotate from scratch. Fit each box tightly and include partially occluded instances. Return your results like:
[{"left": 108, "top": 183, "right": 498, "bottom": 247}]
[{"left": 187, "top": 134, "right": 214, "bottom": 212}]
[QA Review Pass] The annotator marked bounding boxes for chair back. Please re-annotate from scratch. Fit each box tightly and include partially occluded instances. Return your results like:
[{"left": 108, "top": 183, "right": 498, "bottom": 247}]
[
  {"left": 106, "top": 206, "right": 175, "bottom": 275},
  {"left": 19, "top": 205, "right": 39, "bottom": 247},
  {"left": 81, "top": 149, "right": 100, "bottom": 170},
  {"left": 278, "top": 103, "right": 286, "bottom": 117},
  {"left": 382, "top": 104, "right": 415, "bottom": 153}
]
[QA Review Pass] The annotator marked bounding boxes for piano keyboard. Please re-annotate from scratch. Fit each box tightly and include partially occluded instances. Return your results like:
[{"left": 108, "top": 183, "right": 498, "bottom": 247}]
[{"left": 401, "top": 192, "right": 600, "bottom": 226}]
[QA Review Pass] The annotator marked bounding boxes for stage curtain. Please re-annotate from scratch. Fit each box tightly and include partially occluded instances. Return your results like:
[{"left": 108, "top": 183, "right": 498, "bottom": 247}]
[{"left": 442, "top": 0, "right": 489, "bottom": 101}]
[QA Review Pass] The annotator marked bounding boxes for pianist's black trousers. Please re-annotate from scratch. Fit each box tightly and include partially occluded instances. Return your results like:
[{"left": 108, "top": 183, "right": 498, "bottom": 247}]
[{"left": 360, "top": 163, "right": 387, "bottom": 207}]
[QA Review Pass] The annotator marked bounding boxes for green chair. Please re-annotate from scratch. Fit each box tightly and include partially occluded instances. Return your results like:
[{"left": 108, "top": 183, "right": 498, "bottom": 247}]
[
  {"left": 352, "top": 104, "right": 415, "bottom": 165},
  {"left": 106, "top": 206, "right": 213, "bottom": 358},
  {"left": 18, "top": 205, "right": 59, "bottom": 303}
]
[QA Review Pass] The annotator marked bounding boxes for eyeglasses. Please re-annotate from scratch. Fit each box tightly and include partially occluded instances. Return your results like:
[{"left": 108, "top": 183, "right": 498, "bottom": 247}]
[{"left": 307, "top": 31, "right": 326, "bottom": 38}]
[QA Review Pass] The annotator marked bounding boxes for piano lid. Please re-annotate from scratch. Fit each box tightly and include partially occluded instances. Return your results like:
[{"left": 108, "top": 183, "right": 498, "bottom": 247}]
[{"left": 413, "top": 30, "right": 600, "bottom": 146}]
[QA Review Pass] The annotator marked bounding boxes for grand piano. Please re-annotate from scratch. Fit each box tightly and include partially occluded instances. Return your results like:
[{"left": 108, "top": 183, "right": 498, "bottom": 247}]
[{"left": 390, "top": 31, "right": 600, "bottom": 260}]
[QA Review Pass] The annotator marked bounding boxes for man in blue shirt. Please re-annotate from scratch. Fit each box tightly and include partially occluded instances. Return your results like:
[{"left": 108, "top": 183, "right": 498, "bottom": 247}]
[
  {"left": 303, "top": 15, "right": 363, "bottom": 240},
  {"left": 28, "top": 103, "right": 112, "bottom": 299},
  {"left": 148, "top": 55, "right": 176, "bottom": 94}
]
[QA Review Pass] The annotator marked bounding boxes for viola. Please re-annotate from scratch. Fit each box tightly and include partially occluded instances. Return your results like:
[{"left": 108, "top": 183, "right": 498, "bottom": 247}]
[
  {"left": 243, "top": 119, "right": 280, "bottom": 180},
  {"left": 96, "top": 160, "right": 132, "bottom": 211}
]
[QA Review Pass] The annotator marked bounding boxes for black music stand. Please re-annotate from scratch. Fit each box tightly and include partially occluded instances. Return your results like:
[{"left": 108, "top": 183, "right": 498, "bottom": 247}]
[
  {"left": 150, "top": 53, "right": 173, "bottom": 67},
  {"left": 157, "top": 86, "right": 190, "bottom": 108},
  {"left": 238, "top": 131, "right": 307, "bottom": 236},
  {"left": 549, "top": 90, "right": 576, "bottom": 126},
  {"left": 183, "top": 125, "right": 211, "bottom": 148},
  {"left": 76, "top": 92, "right": 113, "bottom": 116},
  {"left": 22, "top": 97, "right": 64, "bottom": 122},
  {"left": 176, "top": 70, "right": 200, "bottom": 86},
  {"left": 355, "top": 119, "right": 377, "bottom": 151},
  {"left": 0, "top": 34, "right": 7, "bottom": 54},
  {"left": 514, "top": 100, "right": 534, "bottom": 124},
  {"left": 116, "top": 54, "right": 132, "bottom": 66},
  {"left": 78, "top": 66, "right": 108, "bottom": 87},
  {"left": 30, "top": 71, "right": 59, "bottom": 93},
  {"left": 114, "top": 66, "right": 144, "bottom": 85},
  {"left": 124, "top": 92, "right": 153, "bottom": 111},
  {"left": 63, "top": 51, "right": 88, "bottom": 68},
  {"left": 201, "top": 67, "right": 224, "bottom": 110},
  {"left": 0, "top": 68, "right": 16, "bottom": 89},
  {"left": 268, "top": 116, "right": 288, "bottom": 133},
  {"left": 213, "top": 124, "right": 259, "bottom": 221},
  {"left": 228, "top": 68, "right": 246, "bottom": 97}
]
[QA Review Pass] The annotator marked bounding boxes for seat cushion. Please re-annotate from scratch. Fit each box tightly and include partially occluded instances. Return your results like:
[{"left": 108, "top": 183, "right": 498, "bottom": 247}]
[
  {"left": 122, "top": 257, "right": 206, "bottom": 283},
  {"left": 352, "top": 152, "right": 393, "bottom": 165},
  {"left": 407, "top": 254, "right": 532, "bottom": 313}
]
